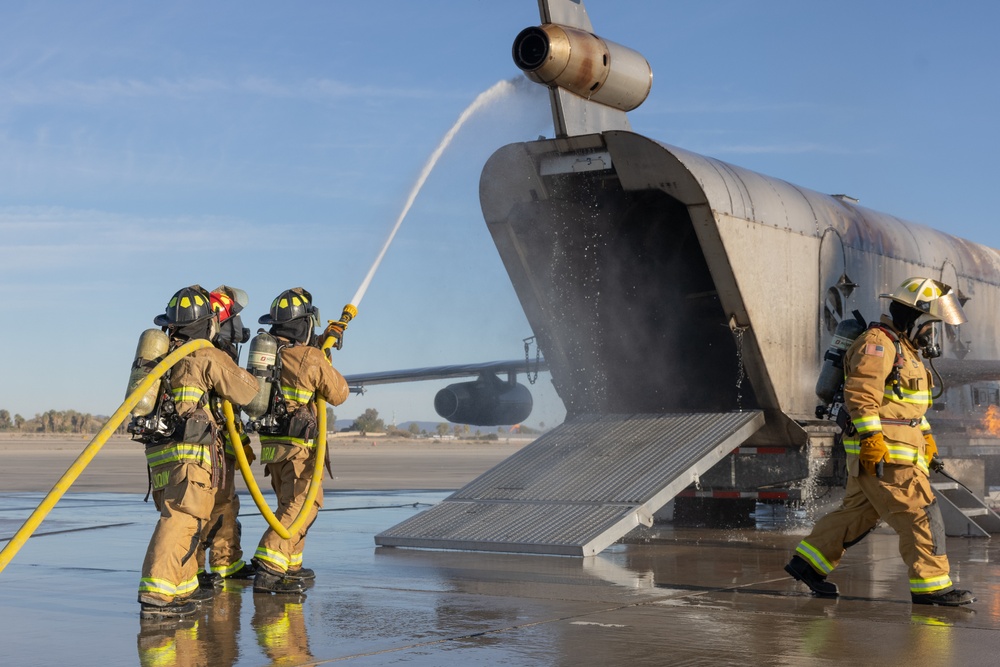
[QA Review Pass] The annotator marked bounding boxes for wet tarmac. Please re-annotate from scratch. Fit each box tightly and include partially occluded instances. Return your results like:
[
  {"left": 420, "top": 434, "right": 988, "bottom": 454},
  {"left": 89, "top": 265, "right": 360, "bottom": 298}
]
[{"left": 3, "top": 491, "right": 1000, "bottom": 666}]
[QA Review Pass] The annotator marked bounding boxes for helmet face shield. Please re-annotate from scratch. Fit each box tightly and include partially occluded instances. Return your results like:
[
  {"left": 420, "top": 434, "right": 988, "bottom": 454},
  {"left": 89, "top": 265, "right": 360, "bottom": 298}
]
[
  {"left": 211, "top": 285, "right": 248, "bottom": 317},
  {"left": 928, "top": 289, "right": 967, "bottom": 325}
]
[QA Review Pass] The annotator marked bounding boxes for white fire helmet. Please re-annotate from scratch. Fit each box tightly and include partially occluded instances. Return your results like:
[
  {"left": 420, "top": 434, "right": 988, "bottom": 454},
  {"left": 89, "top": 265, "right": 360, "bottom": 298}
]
[{"left": 880, "top": 277, "right": 967, "bottom": 325}]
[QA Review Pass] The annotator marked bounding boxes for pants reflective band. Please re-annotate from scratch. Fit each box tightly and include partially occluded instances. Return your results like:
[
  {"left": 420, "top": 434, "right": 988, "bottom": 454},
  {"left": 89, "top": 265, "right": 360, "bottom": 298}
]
[
  {"left": 254, "top": 547, "right": 289, "bottom": 573},
  {"left": 910, "top": 574, "right": 953, "bottom": 594},
  {"left": 139, "top": 573, "right": 198, "bottom": 599},
  {"left": 145, "top": 444, "right": 211, "bottom": 468},
  {"left": 795, "top": 540, "right": 834, "bottom": 575}
]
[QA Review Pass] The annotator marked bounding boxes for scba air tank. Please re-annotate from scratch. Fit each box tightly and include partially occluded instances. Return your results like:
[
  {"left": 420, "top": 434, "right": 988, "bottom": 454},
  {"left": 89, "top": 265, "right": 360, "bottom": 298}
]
[
  {"left": 125, "top": 329, "right": 170, "bottom": 417},
  {"left": 815, "top": 318, "right": 867, "bottom": 403},
  {"left": 245, "top": 332, "right": 278, "bottom": 419}
]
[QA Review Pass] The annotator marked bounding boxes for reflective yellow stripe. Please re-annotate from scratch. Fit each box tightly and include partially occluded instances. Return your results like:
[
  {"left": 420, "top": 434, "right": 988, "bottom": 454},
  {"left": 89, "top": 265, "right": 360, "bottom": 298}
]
[
  {"left": 138, "top": 573, "right": 198, "bottom": 598},
  {"left": 852, "top": 416, "right": 881, "bottom": 434},
  {"left": 795, "top": 540, "right": 834, "bottom": 575},
  {"left": 214, "top": 560, "right": 247, "bottom": 578},
  {"left": 139, "top": 577, "right": 178, "bottom": 597},
  {"left": 259, "top": 434, "right": 315, "bottom": 449},
  {"left": 171, "top": 385, "right": 205, "bottom": 403},
  {"left": 281, "top": 385, "right": 313, "bottom": 403},
  {"left": 910, "top": 574, "right": 952, "bottom": 593},
  {"left": 884, "top": 385, "right": 931, "bottom": 405},
  {"left": 254, "top": 546, "right": 289, "bottom": 572},
  {"left": 145, "top": 444, "right": 211, "bottom": 468}
]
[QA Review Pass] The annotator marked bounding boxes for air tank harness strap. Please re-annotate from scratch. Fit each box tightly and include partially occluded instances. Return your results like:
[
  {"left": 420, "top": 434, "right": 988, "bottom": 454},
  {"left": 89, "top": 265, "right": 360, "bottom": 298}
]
[{"left": 867, "top": 323, "right": 905, "bottom": 399}]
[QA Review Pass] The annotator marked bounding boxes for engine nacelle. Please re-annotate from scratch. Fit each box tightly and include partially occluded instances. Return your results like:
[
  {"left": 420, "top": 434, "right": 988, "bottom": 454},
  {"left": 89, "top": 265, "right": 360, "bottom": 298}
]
[
  {"left": 512, "top": 23, "right": 652, "bottom": 112},
  {"left": 434, "top": 374, "right": 533, "bottom": 426}
]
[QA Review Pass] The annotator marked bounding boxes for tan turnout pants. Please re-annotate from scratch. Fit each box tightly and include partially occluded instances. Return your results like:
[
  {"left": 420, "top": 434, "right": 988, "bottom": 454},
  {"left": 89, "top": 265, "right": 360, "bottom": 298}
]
[
  {"left": 795, "top": 463, "right": 953, "bottom": 595},
  {"left": 139, "top": 460, "right": 215, "bottom": 603},
  {"left": 253, "top": 445, "right": 322, "bottom": 573},
  {"left": 196, "top": 457, "right": 245, "bottom": 576}
]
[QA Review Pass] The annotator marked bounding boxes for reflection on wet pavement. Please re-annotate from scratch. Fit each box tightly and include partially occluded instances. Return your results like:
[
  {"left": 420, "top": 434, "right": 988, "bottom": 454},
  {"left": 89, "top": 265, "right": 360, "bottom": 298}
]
[{"left": 2, "top": 491, "right": 1000, "bottom": 666}]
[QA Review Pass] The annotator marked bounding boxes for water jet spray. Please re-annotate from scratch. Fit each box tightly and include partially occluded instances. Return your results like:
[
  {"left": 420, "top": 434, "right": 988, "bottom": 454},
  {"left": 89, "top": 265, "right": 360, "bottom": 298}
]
[{"left": 326, "top": 78, "right": 521, "bottom": 349}]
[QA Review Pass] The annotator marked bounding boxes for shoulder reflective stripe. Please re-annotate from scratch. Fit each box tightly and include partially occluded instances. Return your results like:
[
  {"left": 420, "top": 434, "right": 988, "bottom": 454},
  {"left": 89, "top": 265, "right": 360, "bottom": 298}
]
[
  {"left": 171, "top": 386, "right": 205, "bottom": 403},
  {"left": 280, "top": 385, "right": 314, "bottom": 403}
]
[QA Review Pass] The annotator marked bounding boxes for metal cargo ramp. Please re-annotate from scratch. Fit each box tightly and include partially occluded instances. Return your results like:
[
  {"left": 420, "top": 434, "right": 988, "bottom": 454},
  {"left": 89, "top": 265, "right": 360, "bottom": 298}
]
[
  {"left": 932, "top": 481, "right": 1000, "bottom": 537},
  {"left": 375, "top": 411, "right": 764, "bottom": 556}
]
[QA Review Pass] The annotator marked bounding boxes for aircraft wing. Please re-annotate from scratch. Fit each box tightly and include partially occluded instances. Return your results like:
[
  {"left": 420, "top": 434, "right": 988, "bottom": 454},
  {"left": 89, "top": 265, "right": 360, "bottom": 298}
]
[
  {"left": 933, "top": 359, "right": 1000, "bottom": 386},
  {"left": 344, "top": 359, "right": 548, "bottom": 390},
  {"left": 343, "top": 359, "right": 549, "bottom": 426}
]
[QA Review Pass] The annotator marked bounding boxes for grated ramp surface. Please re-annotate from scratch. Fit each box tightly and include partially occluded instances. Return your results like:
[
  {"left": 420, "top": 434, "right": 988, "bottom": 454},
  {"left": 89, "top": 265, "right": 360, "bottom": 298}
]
[{"left": 376, "top": 412, "right": 764, "bottom": 556}]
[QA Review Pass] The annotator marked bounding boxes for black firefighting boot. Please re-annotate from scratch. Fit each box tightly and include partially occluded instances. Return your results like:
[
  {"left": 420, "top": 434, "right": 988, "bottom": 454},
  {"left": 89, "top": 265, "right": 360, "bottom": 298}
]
[
  {"left": 183, "top": 585, "right": 216, "bottom": 606},
  {"left": 784, "top": 555, "right": 839, "bottom": 597},
  {"left": 252, "top": 561, "right": 305, "bottom": 595},
  {"left": 912, "top": 589, "right": 976, "bottom": 606},
  {"left": 284, "top": 566, "right": 315, "bottom": 581},
  {"left": 226, "top": 561, "right": 256, "bottom": 580},
  {"left": 138, "top": 596, "right": 198, "bottom": 620},
  {"left": 198, "top": 570, "right": 223, "bottom": 589}
]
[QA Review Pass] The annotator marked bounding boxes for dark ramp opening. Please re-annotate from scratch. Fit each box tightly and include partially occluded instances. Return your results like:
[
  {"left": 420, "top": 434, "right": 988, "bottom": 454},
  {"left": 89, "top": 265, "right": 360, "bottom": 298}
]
[{"left": 507, "top": 173, "right": 758, "bottom": 417}]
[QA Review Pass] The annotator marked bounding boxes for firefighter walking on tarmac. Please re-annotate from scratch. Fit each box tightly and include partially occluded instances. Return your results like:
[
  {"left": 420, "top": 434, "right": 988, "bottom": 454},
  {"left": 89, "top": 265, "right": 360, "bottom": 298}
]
[
  {"left": 249, "top": 287, "right": 350, "bottom": 595},
  {"left": 137, "top": 285, "right": 259, "bottom": 620},
  {"left": 786, "top": 277, "right": 976, "bottom": 606}
]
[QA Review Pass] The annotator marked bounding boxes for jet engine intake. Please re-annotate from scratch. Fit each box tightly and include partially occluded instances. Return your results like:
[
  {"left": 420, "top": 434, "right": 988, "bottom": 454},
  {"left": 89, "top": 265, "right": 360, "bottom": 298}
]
[
  {"left": 512, "top": 24, "right": 652, "bottom": 112},
  {"left": 434, "top": 374, "right": 533, "bottom": 426}
]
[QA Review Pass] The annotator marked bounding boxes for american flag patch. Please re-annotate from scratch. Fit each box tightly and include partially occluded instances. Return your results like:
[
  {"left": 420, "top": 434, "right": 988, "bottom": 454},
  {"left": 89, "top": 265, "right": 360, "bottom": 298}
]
[{"left": 863, "top": 343, "right": 884, "bottom": 357}]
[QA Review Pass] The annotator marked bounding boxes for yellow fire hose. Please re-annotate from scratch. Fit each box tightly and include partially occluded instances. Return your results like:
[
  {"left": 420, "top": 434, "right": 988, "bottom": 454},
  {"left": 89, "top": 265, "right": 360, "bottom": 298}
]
[
  {"left": 0, "top": 338, "right": 213, "bottom": 574},
  {"left": 0, "top": 306, "right": 353, "bottom": 575},
  {"left": 224, "top": 398, "right": 327, "bottom": 541}
]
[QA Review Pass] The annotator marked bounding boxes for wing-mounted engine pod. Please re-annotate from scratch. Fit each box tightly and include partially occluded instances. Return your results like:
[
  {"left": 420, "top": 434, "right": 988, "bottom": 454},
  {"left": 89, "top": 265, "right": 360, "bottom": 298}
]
[
  {"left": 512, "top": 24, "right": 652, "bottom": 112},
  {"left": 434, "top": 374, "right": 533, "bottom": 426}
]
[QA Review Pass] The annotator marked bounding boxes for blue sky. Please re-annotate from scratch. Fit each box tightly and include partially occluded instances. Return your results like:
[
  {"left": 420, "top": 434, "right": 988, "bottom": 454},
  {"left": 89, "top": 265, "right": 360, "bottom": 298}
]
[{"left": 1, "top": 1, "right": 998, "bottom": 429}]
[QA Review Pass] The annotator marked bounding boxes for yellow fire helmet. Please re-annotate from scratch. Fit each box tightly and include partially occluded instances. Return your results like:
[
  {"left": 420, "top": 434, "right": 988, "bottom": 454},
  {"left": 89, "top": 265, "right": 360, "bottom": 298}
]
[{"left": 880, "top": 277, "right": 967, "bottom": 325}]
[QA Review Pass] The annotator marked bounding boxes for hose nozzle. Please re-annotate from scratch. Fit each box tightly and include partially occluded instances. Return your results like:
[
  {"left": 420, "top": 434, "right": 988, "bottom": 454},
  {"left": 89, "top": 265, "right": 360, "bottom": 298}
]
[
  {"left": 339, "top": 304, "right": 358, "bottom": 325},
  {"left": 321, "top": 304, "right": 358, "bottom": 353}
]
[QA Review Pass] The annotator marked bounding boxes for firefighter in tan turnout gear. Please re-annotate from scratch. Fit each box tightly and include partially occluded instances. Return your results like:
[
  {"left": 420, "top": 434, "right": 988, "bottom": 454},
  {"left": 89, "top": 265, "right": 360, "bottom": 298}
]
[
  {"left": 193, "top": 286, "right": 258, "bottom": 588},
  {"left": 137, "top": 285, "right": 259, "bottom": 620},
  {"left": 249, "top": 287, "right": 350, "bottom": 594},
  {"left": 786, "top": 277, "right": 975, "bottom": 606}
]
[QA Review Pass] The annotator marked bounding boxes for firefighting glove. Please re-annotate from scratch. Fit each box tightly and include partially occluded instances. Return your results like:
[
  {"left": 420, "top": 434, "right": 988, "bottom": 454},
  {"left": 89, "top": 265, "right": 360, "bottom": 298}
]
[
  {"left": 859, "top": 432, "right": 888, "bottom": 477},
  {"left": 243, "top": 443, "right": 256, "bottom": 465}
]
